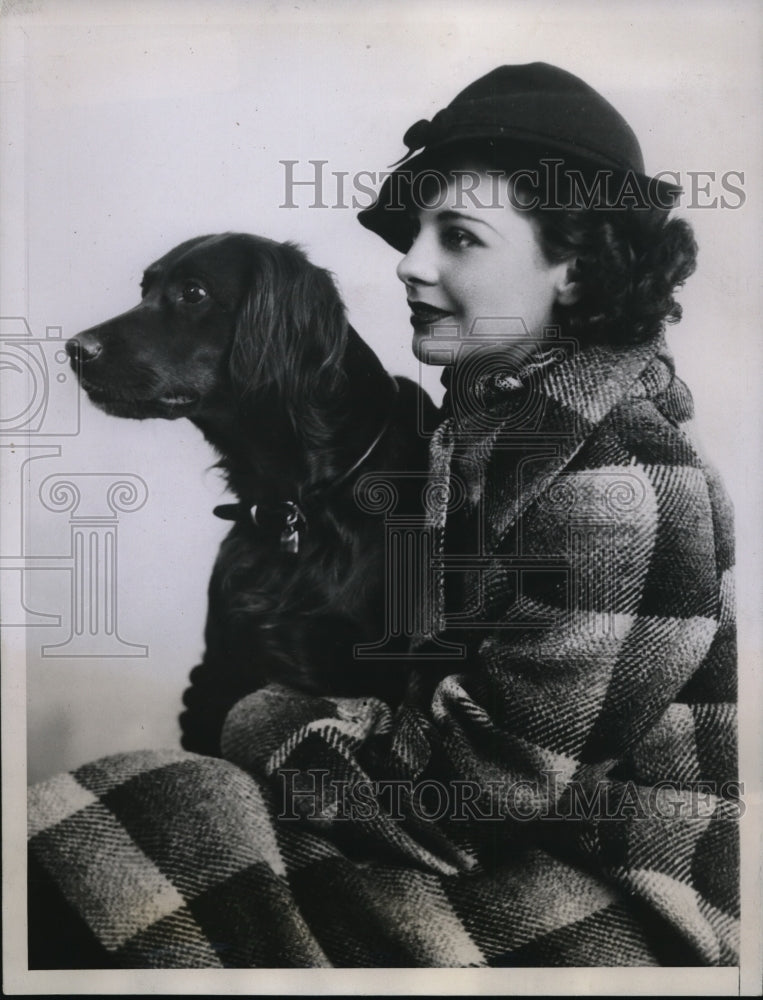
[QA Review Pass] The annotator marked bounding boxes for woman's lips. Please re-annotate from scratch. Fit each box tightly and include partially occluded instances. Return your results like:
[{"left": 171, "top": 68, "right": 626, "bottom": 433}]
[{"left": 408, "top": 301, "right": 454, "bottom": 330}]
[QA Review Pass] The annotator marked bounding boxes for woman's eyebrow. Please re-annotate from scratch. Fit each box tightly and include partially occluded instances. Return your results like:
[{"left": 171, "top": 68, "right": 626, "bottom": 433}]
[{"left": 436, "top": 209, "right": 499, "bottom": 233}]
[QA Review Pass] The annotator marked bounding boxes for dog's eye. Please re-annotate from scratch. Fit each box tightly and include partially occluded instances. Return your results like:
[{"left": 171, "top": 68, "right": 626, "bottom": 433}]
[{"left": 181, "top": 281, "right": 208, "bottom": 304}]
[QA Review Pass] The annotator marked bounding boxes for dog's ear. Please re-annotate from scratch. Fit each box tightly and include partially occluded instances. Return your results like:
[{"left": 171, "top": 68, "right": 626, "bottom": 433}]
[{"left": 229, "top": 243, "right": 348, "bottom": 412}]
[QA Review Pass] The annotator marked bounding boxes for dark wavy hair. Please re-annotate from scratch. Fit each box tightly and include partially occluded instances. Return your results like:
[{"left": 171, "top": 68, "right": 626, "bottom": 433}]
[
  {"left": 527, "top": 196, "right": 698, "bottom": 346},
  {"left": 410, "top": 141, "right": 699, "bottom": 346}
]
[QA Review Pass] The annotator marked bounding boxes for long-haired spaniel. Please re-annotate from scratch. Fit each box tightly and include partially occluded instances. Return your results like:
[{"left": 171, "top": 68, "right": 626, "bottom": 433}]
[{"left": 66, "top": 233, "right": 437, "bottom": 755}]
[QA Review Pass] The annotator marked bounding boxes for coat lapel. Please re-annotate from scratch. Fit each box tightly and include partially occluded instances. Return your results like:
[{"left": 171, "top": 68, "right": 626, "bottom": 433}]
[{"left": 446, "top": 334, "right": 668, "bottom": 553}]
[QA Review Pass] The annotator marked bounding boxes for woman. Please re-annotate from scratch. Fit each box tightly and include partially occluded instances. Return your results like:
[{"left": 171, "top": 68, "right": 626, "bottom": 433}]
[{"left": 28, "top": 63, "right": 737, "bottom": 968}]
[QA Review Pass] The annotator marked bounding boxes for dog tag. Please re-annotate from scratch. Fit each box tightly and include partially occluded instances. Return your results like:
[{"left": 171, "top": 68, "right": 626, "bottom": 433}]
[
  {"left": 280, "top": 528, "right": 300, "bottom": 554},
  {"left": 280, "top": 502, "right": 301, "bottom": 553}
]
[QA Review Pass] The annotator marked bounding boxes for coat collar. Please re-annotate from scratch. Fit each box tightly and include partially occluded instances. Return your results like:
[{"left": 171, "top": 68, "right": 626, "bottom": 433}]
[{"left": 435, "top": 332, "right": 680, "bottom": 551}]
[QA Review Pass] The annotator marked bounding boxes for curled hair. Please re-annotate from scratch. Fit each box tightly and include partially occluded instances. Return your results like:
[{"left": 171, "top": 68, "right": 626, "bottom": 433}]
[{"left": 527, "top": 199, "right": 698, "bottom": 345}]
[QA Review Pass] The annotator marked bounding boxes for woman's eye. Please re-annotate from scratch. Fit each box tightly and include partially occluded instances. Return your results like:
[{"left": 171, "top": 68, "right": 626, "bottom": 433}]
[
  {"left": 442, "top": 227, "right": 478, "bottom": 250},
  {"left": 181, "top": 281, "right": 208, "bottom": 304}
]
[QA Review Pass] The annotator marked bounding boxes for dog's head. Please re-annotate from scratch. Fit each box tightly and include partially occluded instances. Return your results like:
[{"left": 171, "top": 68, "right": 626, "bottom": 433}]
[{"left": 66, "top": 232, "right": 348, "bottom": 422}]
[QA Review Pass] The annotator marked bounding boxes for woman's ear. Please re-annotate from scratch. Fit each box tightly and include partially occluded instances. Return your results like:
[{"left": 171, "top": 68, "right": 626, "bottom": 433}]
[{"left": 554, "top": 262, "right": 582, "bottom": 306}]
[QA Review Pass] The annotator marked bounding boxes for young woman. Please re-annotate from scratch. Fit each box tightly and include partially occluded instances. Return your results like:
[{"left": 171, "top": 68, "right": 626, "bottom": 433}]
[{"left": 28, "top": 63, "right": 737, "bottom": 968}]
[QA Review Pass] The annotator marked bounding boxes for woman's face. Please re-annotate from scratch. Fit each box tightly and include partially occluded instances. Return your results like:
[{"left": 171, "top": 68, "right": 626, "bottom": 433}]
[{"left": 397, "top": 167, "right": 571, "bottom": 366}]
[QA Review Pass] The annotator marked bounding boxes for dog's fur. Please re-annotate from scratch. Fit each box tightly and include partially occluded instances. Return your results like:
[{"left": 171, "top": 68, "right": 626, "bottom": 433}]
[{"left": 67, "top": 233, "right": 436, "bottom": 755}]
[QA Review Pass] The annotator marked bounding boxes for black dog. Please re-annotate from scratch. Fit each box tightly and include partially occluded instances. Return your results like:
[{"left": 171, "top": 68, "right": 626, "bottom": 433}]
[{"left": 66, "top": 233, "right": 436, "bottom": 755}]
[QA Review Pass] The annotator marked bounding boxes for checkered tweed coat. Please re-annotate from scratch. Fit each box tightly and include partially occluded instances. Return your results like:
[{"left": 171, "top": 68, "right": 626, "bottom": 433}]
[{"left": 28, "top": 332, "right": 738, "bottom": 968}]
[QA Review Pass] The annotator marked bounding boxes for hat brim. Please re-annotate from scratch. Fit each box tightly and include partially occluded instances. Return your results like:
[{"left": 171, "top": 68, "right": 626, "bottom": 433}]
[{"left": 358, "top": 139, "right": 682, "bottom": 253}]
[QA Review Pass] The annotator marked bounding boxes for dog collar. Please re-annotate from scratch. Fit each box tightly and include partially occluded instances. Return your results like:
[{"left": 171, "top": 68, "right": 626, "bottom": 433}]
[
  {"left": 213, "top": 499, "right": 305, "bottom": 553},
  {"left": 213, "top": 374, "right": 399, "bottom": 554}
]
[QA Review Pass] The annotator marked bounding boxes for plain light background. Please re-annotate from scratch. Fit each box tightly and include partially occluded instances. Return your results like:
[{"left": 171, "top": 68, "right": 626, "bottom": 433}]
[
  {"left": 1, "top": 0, "right": 759, "bottom": 791},
  {"left": 2, "top": 1, "right": 762, "bottom": 995}
]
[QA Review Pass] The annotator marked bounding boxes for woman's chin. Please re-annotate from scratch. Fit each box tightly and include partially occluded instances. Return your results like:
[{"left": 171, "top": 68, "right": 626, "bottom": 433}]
[{"left": 412, "top": 332, "right": 454, "bottom": 366}]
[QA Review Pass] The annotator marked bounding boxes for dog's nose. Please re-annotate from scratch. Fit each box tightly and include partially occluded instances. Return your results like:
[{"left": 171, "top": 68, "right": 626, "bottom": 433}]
[{"left": 66, "top": 335, "right": 102, "bottom": 364}]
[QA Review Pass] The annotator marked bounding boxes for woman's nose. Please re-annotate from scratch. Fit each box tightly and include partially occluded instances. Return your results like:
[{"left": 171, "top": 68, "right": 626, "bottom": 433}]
[{"left": 396, "top": 231, "right": 438, "bottom": 287}]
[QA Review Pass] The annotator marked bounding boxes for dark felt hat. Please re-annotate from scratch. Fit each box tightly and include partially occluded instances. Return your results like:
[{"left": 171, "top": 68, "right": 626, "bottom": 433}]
[{"left": 358, "top": 63, "right": 680, "bottom": 252}]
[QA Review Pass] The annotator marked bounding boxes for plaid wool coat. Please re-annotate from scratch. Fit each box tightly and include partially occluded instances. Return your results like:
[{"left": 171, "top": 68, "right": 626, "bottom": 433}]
[{"left": 27, "top": 331, "right": 738, "bottom": 968}]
